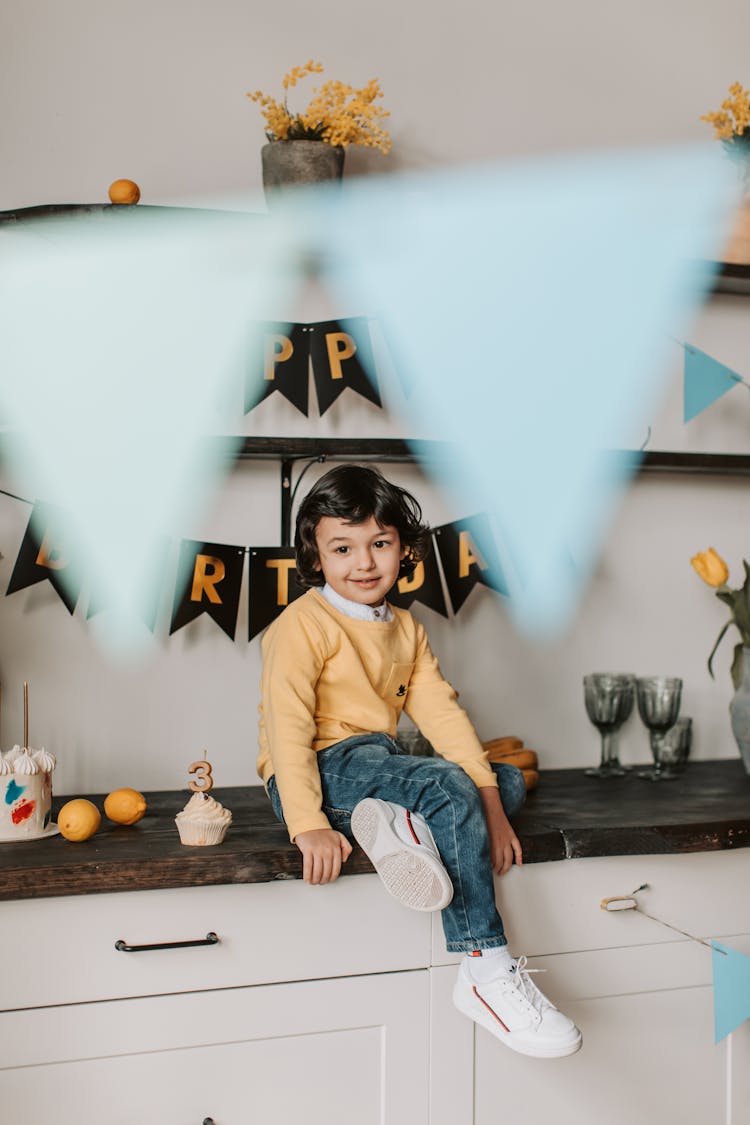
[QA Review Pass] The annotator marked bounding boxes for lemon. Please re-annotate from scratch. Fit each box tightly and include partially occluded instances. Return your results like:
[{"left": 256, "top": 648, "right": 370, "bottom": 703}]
[
  {"left": 108, "top": 178, "right": 141, "bottom": 205},
  {"left": 57, "top": 799, "right": 101, "bottom": 842},
  {"left": 104, "top": 787, "right": 147, "bottom": 825}
]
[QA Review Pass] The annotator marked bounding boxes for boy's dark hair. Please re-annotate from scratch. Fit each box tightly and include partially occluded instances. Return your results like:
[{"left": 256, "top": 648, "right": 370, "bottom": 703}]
[{"left": 295, "top": 464, "right": 432, "bottom": 588}]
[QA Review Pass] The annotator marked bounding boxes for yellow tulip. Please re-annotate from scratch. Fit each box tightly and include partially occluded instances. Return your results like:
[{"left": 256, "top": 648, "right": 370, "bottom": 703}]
[{"left": 691, "top": 548, "right": 729, "bottom": 587}]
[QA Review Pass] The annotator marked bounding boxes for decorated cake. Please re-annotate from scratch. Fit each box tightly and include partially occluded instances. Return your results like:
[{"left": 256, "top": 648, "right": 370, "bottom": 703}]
[{"left": 0, "top": 745, "right": 57, "bottom": 841}]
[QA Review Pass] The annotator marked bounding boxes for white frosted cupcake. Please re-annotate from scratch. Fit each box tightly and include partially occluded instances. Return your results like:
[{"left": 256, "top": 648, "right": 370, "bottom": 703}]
[{"left": 175, "top": 791, "right": 232, "bottom": 846}]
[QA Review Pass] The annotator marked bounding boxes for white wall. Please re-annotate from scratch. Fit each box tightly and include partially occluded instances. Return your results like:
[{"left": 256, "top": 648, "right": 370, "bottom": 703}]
[
  {"left": 2, "top": 0, "right": 750, "bottom": 208},
  {"left": 2, "top": 0, "right": 750, "bottom": 793}
]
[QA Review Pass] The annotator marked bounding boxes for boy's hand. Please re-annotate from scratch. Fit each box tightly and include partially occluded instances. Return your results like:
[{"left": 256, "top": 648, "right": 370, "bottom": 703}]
[
  {"left": 294, "top": 828, "right": 353, "bottom": 885},
  {"left": 479, "top": 786, "right": 523, "bottom": 877}
]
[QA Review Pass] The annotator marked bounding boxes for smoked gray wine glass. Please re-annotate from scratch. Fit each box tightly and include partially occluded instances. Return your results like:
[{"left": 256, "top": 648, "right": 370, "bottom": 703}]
[
  {"left": 636, "top": 676, "right": 683, "bottom": 781},
  {"left": 583, "top": 673, "right": 636, "bottom": 777}
]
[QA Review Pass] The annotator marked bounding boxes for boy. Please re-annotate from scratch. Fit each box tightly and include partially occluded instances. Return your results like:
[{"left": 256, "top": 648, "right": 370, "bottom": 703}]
[{"left": 257, "top": 464, "right": 581, "bottom": 1059}]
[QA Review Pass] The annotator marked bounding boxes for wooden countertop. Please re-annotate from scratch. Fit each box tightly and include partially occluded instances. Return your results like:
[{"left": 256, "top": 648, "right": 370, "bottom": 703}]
[{"left": 2, "top": 760, "right": 749, "bottom": 901}]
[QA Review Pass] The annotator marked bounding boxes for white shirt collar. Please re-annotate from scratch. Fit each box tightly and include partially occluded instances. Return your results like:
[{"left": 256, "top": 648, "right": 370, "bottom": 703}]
[{"left": 321, "top": 583, "right": 393, "bottom": 622}]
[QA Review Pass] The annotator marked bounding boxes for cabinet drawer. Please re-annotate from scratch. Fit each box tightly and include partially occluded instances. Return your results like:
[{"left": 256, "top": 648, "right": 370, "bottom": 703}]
[
  {"left": 0, "top": 875, "right": 430, "bottom": 1010},
  {"left": 0, "top": 970, "right": 430, "bottom": 1125}
]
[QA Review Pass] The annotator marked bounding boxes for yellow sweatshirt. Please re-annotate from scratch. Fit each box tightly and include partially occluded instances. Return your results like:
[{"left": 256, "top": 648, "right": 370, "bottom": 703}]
[{"left": 257, "top": 588, "right": 497, "bottom": 841}]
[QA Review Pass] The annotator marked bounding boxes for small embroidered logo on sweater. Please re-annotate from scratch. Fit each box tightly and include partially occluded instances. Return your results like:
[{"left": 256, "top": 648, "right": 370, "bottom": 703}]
[{"left": 396, "top": 684, "right": 407, "bottom": 697}]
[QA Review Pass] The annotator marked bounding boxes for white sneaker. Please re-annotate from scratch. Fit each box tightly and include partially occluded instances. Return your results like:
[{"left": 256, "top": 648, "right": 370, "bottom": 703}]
[
  {"left": 453, "top": 955, "right": 582, "bottom": 1058},
  {"left": 350, "top": 798, "right": 453, "bottom": 911}
]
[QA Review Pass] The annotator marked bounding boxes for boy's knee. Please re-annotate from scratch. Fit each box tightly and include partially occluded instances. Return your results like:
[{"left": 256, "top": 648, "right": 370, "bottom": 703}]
[{"left": 434, "top": 761, "right": 482, "bottom": 804}]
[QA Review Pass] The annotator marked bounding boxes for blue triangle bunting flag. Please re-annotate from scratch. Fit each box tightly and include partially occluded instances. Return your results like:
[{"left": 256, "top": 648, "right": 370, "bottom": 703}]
[
  {"left": 684, "top": 345, "right": 742, "bottom": 423},
  {"left": 712, "top": 941, "right": 750, "bottom": 1043},
  {"left": 315, "top": 146, "right": 732, "bottom": 637}
]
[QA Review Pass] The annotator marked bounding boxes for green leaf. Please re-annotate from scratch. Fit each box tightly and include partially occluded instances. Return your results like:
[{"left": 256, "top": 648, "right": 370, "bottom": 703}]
[
  {"left": 716, "top": 589, "right": 736, "bottom": 610},
  {"left": 738, "top": 569, "right": 750, "bottom": 632},
  {"left": 708, "top": 619, "right": 732, "bottom": 679},
  {"left": 731, "top": 642, "right": 746, "bottom": 691}
]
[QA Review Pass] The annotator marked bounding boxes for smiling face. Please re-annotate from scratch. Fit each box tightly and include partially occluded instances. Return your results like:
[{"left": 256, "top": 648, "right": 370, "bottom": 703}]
[{"left": 314, "top": 515, "right": 406, "bottom": 607}]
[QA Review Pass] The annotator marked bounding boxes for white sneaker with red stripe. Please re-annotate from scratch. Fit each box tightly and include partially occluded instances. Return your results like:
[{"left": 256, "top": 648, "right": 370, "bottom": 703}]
[
  {"left": 350, "top": 798, "right": 453, "bottom": 911},
  {"left": 453, "top": 955, "right": 582, "bottom": 1058}
]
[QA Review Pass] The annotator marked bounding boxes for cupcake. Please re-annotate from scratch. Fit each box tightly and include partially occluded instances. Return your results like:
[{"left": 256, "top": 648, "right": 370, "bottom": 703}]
[{"left": 175, "top": 791, "right": 232, "bottom": 846}]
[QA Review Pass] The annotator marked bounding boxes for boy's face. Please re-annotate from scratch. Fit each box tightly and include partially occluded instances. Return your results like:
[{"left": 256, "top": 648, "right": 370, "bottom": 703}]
[{"left": 314, "top": 516, "right": 406, "bottom": 607}]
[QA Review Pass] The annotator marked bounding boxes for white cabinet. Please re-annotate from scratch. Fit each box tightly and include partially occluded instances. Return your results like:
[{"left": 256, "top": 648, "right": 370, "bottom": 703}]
[
  {"left": 0, "top": 874, "right": 431, "bottom": 1125},
  {"left": 2, "top": 848, "right": 749, "bottom": 1125},
  {"left": 473, "top": 953, "right": 723, "bottom": 1125},
  {"left": 0, "top": 971, "right": 430, "bottom": 1125},
  {"left": 431, "top": 849, "right": 750, "bottom": 1125}
]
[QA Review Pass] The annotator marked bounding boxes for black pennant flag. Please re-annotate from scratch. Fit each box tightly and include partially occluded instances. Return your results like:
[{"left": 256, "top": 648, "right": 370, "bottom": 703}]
[
  {"left": 433, "top": 515, "right": 508, "bottom": 615},
  {"left": 248, "top": 547, "right": 306, "bottom": 641},
  {"left": 388, "top": 544, "right": 449, "bottom": 617},
  {"left": 309, "top": 317, "right": 381, "bottom": 414},
  {"left": 245, "top": 322, "right": 310, "bottom": 416},
  {"left": 6, "top": 502, "right": 81, "bottom": 614},
  {"left": 170, "top": 540, "right": 245, "bottom": 639}
]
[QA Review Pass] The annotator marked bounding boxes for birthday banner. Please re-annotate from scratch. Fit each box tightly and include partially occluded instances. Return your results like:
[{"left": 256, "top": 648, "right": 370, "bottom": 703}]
[
  {"left": 245, "top": 317, "right": 381, "bottom": 416},
  {"left": 6, "top": 504, "right": 504, "bottom": 641}
]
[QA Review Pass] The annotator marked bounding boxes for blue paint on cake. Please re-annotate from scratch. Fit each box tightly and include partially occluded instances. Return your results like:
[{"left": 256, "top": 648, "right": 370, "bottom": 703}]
[{"left": 5, "top": 778, "right": 25, "bottom": 805}]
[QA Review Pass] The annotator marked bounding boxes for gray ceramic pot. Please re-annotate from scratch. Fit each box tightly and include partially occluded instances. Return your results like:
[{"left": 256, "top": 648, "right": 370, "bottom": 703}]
[
  {"left": 261, "top": 141, "right": 345, "bottom": 203},
  {"left": 729, "top": 646, "right": 750, "bottom": 774}
]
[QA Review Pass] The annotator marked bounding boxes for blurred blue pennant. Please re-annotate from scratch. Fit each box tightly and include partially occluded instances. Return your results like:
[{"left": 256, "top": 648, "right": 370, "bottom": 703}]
[
  {"left": 0, "top": 207, "right": 302, "bottom": 655},
  {"left": 683, "top": 344, "right": 744, "bottom": 422},
  {"left": 311, "top": 146, "right": 732, "bottom": 636},
  {"left": 712, "top": 941, "right": 750, "bottom": 1043}
]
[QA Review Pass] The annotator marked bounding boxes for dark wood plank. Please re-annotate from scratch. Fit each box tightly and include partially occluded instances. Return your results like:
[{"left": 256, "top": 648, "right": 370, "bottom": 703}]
[
  {"left": 230, "top": 436, "right": 450, "bottom": 463},
  {"left": 1, "top": 761, "right": 748, "bottom": 901}
]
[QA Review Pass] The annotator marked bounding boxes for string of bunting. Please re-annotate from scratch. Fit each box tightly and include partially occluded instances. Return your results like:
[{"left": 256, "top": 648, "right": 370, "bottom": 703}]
[
  {"left": 4, "top": 501, "right": 508, "bottom": 642},
  {"left": 601, "top": 885, "right": 750, "bottom": 1044}
]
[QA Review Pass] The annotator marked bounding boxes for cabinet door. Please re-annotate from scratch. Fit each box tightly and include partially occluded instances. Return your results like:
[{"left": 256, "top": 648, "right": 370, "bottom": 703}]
[
  {"left": 730, "top": 1019, "right": 750, "bottom": 1125},
  {"left": 473, "top": 945, "right": 725, "bottom": 1125},
  {"left": 0, "top": 971, "right": 429, "bottom": 1125}
]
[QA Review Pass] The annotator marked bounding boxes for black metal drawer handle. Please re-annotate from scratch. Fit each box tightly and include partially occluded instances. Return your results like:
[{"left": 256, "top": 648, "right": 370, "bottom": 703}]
[{"left": 114, "top": 931, "right": 219, "bottom": 953}]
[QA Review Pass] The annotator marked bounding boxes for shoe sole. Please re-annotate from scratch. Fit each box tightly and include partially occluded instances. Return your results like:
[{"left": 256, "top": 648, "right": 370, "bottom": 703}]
[
  {"left": 453, "top": 980, "right": 583, "bottom": 1059},
  {"left": 351, "top": 798, "right": 453, "bottom": 912}
]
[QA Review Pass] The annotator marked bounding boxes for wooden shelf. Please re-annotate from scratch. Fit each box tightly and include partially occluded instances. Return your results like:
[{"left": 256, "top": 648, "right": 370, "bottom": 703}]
[
  {"left": 639, "top": 450, "right": 750, "bottom": 476},
  {"left": 225, "top": 439, "right": 750, "bottom": 477},
  {"left": 229, "top": 437, "right": 446, "bottom": 462},
  {"left": 0, "top": 203, "right": 258, "bottom": 223},
  {"left": 2, "top": 207, "right": 748, "bottom": 299},
  {"left": 713, "top": 261, "right": 750, "bottom": 296}
]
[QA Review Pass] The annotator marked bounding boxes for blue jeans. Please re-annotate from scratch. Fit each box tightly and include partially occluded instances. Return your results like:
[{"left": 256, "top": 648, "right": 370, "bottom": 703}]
[{"left": 266, "top": 732, "right": 527, "bottom": 953}]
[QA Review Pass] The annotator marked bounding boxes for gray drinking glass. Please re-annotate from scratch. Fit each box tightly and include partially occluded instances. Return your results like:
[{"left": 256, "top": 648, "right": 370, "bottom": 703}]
[
  {"left": 583, "top": 673, "right": 636, "bottom": 777},
  {"left": 646, "top": 715, "right": 692, "bottom": 778},
  {"left": 636, "top": 676, "right": 683, "bottom": 781}
]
